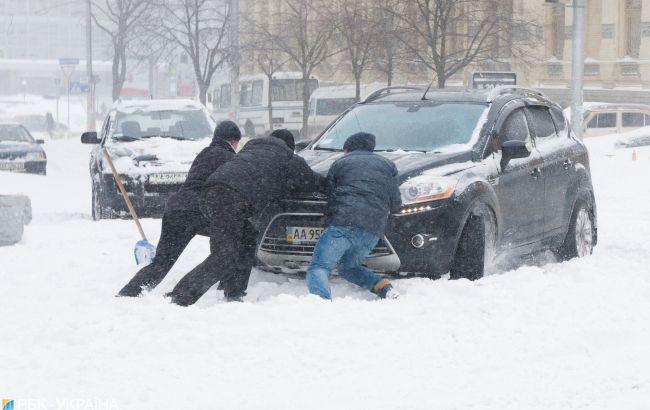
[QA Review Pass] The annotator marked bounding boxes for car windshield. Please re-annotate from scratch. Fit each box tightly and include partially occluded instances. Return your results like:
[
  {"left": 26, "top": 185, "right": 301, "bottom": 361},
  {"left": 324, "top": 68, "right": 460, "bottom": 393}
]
[
  {"left": 0, "top": 124, "right": 34, "bottom": 143},
  {"left": 313, "top": 102, "right": 488, "bottom": 152},
  {"left": 113, "top": 109, "right": 213, "bottom": 140}
]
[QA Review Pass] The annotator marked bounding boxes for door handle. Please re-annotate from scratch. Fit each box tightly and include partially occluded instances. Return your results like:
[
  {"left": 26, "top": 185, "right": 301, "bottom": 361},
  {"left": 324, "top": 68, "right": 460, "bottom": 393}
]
[
  {"left": 563, "top": 159, "right": 573, "bottom": 170},
  {"left": 530, "top": 167, "right": 542, "bottom": 179}
]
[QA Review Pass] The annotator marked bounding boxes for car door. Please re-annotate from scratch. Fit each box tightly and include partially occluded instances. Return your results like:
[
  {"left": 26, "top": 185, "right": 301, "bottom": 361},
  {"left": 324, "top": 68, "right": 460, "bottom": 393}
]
[
  {"left": 527, "top": 105, "right": 576, "bottom": 238},
  {"left": 494, "top": 107, "right": 546, "bottom": 248}
]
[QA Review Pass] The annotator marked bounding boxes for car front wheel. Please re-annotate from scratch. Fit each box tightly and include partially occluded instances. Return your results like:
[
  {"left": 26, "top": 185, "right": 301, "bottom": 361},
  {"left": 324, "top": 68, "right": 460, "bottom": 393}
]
[
  {"left": 449, "top": 202, "right": 497, "bottom": 281},
  {"left": 92, "top": 181, "right": 117, "bottom": 221}
]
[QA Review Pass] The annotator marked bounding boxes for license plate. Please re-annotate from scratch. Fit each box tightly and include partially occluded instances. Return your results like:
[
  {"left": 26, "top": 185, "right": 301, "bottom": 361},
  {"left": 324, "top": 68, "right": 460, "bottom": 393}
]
[
  {"left": 0, "top": 161, "right": 25, "bottom": 171},
  {"left": 148, "top": 172, "right": 187, "bottom": 184},
  {"left": 286, "top": 226, "right": 324, "bottom": 243}
]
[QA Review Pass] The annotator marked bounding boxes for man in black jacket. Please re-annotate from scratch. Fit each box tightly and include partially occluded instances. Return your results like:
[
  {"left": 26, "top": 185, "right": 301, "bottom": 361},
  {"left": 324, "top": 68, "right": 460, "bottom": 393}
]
[
  {"left": 117, "top": 120, "right": 242, "bottom": 297},
  {"left": 306, "top": 132, "right": 402, "bottom": 300},
  {"left": 167, "top": 129, "right": 325, "bottom": 306}
]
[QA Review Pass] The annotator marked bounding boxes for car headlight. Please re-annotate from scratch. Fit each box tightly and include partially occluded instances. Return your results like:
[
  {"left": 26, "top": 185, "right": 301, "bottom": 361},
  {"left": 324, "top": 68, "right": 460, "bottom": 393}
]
[
  {"left": 25, "top": 152, "right": 46, "bottom": 161},
  {"left": 399, "top": 175, "right": 458, "bottom": 205}
]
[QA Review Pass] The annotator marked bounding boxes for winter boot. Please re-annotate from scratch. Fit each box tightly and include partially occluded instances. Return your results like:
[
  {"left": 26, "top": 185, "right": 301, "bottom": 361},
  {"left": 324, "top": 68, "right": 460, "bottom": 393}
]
[{"left": 372, "top": 278, "right": 400, "bottom": 299}]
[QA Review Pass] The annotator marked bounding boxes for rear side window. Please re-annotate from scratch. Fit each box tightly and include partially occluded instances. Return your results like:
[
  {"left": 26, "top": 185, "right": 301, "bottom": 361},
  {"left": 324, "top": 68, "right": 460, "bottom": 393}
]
[
  {"left": 550, "top": 106, "right": 568, "bottom": 134},
  {"left": 527, "top": 106, "right": 557, "bottom": 139},
  {"left": 622, "top": 112, "right": 645, "bottom": 127},
  {"left": 587, "top": 112, "right": 616, "bottom": 128},
  {"left": 500, "top": 108, "right": 530, "bottom": 143}
]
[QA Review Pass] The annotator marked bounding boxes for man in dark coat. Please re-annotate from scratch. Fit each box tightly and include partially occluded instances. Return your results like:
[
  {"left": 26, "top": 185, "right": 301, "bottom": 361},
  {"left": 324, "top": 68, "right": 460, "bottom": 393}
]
[
  {"left": 167, "top": 129, "right": 325, "bottom": 306},
  {"left": 306, "top": 132, "right": 402, "bottom": 300},
  {"left": 117, "top": 120, "right": 242, "bottom": 297}
]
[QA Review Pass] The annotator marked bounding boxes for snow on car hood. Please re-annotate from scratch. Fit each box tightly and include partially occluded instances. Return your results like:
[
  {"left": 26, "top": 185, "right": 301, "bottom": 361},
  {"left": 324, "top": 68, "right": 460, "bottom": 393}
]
[
  {"left": 103, "top": 137, "right": 210, "bottom": 175},
  {"left": 300, "top": 148, "right": 475, "bottom": 182}
]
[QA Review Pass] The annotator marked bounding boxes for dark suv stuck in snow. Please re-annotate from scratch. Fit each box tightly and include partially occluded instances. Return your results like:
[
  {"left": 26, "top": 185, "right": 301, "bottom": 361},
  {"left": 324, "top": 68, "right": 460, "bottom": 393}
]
[{"left": 257, "top": 86, "right": 597, "bottom": 279}]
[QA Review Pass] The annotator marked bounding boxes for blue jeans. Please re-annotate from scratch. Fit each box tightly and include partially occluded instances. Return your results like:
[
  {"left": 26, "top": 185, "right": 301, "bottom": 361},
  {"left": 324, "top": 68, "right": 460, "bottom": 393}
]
[{"left": 306, "top": 225, "right": 385, "bottom": 299}]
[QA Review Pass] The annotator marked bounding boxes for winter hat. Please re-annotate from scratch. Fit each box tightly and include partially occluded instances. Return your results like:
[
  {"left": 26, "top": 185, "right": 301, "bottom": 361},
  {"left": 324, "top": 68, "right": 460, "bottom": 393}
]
[
  {"left": 214, "top": 120, "right": 242, "bottom": 141},
  {"left": 270, "top": 129, "right": 295, "bottom": 151},
  {"left": 343, "top": 132, "right": 376, "bottom": 152}
]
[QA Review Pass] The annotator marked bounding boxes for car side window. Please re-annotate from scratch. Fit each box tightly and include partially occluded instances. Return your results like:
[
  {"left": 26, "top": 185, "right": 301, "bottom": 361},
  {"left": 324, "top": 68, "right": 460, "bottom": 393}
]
[
  {"left": 500, "top": 108, "right": 531, "bottom": 143},
  {"left": 622, "top": 112, "right": 645, "bottom": 127},
  {"left": 587, "top": 112, "right": 616, "bottom": 128},
  {"left": 549, "top": 106, "right": 569, "bottom": 137},
  {"left": 527, "top": 106, "right": 558, "bottom": 139}
]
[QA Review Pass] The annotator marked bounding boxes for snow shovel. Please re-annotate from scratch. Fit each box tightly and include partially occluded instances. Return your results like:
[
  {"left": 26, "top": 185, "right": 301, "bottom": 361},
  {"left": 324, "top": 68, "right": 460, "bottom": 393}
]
[{"left": 101, "top": 147, "right": 156, "bottom": 266}]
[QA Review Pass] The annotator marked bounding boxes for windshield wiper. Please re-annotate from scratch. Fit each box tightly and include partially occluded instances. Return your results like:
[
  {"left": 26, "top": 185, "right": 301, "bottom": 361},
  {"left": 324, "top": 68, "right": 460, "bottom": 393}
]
[
  {"left": 377, "top": 149, "right": 428, "bottom": 153},
  {"left": 140, "top": 135, "right": 187, "bottom": 140},
  {"left": 111, "top": 135, "right": 140, "bottom": 142},
  {"left": 313, "top": 146, "right": 342, "bottom": 152}
]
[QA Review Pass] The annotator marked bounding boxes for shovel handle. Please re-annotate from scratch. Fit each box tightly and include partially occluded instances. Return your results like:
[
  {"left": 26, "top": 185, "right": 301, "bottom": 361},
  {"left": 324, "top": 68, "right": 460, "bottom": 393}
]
[{"left": 102, "top": 147, "right": 148, "bottom": 241}]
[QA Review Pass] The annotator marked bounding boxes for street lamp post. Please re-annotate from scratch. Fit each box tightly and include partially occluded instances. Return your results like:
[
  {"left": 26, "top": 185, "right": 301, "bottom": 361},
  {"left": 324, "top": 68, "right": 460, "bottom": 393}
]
[
  {"left": 86, "top": 0, "right": 95, "bottom": 131},
  {"left": 570, "top": 0, "right": 585, "bottom": 140}
]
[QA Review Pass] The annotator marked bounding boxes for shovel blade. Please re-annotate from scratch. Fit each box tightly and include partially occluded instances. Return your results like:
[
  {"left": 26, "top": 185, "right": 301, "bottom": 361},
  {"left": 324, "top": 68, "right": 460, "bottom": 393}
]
[{"left": 134, "top": 239, "right": 157, "bottom": 266}]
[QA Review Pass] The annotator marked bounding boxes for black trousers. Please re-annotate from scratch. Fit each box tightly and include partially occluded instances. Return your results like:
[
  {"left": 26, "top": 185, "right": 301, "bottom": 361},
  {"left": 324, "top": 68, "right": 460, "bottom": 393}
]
[
  {"left": 118, "top": 210, "right": 207, "bottom": 297},
  {"left": 167, "top": 186, "right": 256, "bottom": 306}
]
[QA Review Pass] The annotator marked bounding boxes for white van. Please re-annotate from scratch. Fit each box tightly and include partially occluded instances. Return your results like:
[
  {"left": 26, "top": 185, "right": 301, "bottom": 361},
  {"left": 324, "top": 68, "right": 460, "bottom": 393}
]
[
  {"left": 211, "top": 72, "right": 319, "bottom": 137},
  {"left": 570, "top": 102, "right": 650, "bottom": 138},
  {"left": 306, "top": 83, "right": 385, "bottom": 138}
]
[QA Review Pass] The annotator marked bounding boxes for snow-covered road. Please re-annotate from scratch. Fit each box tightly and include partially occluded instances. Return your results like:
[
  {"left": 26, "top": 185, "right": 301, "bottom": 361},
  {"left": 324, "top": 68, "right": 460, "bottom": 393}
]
[{"left": 1, "top": 136, "right": 650, "bottom": 409}]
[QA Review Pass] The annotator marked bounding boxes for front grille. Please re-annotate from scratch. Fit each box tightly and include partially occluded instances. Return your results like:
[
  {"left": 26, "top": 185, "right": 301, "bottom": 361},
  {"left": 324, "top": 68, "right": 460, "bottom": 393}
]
[
  {"left": 259, "top": 213, "right": 393, "bottom": 257},
  {"left": 145, "top": 183, "right": 183, "bottom": 194}
]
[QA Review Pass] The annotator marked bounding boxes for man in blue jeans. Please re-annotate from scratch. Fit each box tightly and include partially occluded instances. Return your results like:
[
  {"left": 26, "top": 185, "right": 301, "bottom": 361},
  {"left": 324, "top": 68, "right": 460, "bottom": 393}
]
[{"left": 307, "top": 132, "right": 402, "bottom": 300}]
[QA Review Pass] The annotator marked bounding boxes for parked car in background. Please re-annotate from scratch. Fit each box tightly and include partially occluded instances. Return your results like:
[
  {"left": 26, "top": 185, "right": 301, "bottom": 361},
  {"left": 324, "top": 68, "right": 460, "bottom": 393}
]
[
  {"left": 12, "top": 114, "right": 67, "bottom": 140},
  {"left": 81, "top": 99, "right": 216, "bottom": 220},
  {"left": 258, "top": 86, "right": 597, "bottom": 280},
  {"left": 0, "top": 123, "right": 47, "bottom": 175},
  {"left": 575, "top": 102, "right": 650, "bottom": 138},
  {"left": 614, "top": 125, "right": 650, "bottom": 149}
]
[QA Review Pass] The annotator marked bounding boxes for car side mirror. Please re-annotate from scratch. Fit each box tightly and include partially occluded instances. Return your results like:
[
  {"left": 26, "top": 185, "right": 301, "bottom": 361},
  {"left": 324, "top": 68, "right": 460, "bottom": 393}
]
[
  {"left": 502, "top": 140, "right": 532, "bottom": 159},
  {"left": 81, "top": 131, "right": 99, "bottom": 144},
  {"left": 36, "top": 139, "right": 45, "bottom": 144}
]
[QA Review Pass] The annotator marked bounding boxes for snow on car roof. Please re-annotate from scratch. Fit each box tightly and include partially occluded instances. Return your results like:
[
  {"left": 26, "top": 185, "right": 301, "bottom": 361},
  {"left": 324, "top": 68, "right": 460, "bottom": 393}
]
[{"left": 111, "top": 99, "right": 206, "bottom": 113}]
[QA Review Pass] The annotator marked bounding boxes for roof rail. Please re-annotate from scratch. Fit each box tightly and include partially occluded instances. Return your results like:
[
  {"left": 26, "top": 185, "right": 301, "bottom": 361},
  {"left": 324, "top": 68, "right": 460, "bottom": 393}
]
[
  {"left": 361, "top": 86, "right": 427, "bottom": 103},
  {"left": 486, "top": 86, "right": 546, "bottom": 102}
]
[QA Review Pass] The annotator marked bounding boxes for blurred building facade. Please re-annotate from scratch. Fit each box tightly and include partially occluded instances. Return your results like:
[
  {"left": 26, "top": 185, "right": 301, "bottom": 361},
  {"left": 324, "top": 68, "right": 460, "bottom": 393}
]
[{"left": 240, "top": 0, "right": 650, "bottom": 105}]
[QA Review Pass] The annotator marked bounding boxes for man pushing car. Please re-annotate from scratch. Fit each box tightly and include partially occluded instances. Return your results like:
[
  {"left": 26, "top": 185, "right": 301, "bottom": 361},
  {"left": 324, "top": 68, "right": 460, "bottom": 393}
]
[
  {"left": 306, "top": 132, "right": 402, "bottom": 300},
  {"left": 166, "top": 129, "right": 325, "bottom": 306}
]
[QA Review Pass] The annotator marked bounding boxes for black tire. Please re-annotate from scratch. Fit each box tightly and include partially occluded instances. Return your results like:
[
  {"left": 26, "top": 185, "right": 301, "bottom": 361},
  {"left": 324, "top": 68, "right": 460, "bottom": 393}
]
[
  {"left": 555, "top": 200, "right": 595, "bottom": 261},
  {"left": 92, "top": 181, "right": 117, "bottom": 221},
  {"left": 450, "top": 203, "right": 496, "bottom": 281}
]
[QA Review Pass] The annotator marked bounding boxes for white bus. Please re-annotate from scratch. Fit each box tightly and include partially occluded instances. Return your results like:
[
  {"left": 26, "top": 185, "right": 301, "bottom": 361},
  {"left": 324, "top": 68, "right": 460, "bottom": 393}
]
[{"left": 211, "top": 72, "right": 319, "bottom": 137}]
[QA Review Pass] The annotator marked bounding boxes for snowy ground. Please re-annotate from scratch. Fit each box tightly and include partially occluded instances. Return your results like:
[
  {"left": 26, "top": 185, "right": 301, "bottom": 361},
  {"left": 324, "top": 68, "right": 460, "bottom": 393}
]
[{"left": 1, "top": 134, "right": 650, "bottom": 409}]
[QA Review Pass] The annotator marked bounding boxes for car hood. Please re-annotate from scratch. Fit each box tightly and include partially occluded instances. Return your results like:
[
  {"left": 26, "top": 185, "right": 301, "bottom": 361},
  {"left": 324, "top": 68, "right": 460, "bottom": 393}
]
[
  {"left": 102, "top": 137, "right": 210, "bottom": 175},
  {"left": 300, "top": 148, "right": 475, "bottom": 181},
  {"left": 0, "top": 141, "right": 43, "bottom": 158}
]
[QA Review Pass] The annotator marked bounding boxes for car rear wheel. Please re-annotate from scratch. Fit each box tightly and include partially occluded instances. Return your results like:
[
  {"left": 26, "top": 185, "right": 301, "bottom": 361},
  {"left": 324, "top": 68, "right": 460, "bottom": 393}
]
[
  {"left": 92, "top": 181, "right": 117, "bottom": 221},
  {"left": 555, "top": 200, "right": 594, "bottom": 260},
  {"left": 449, "top": 203, "right": 496, "bottom": 281}
]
